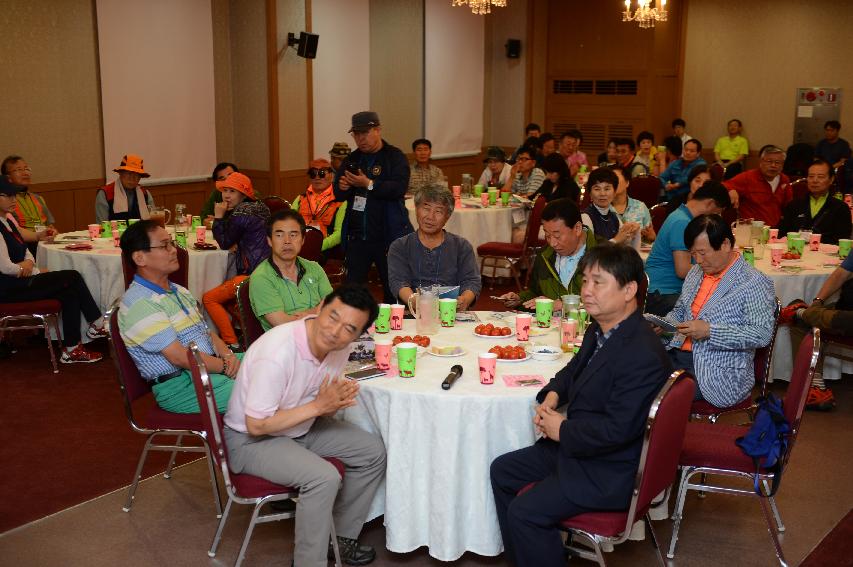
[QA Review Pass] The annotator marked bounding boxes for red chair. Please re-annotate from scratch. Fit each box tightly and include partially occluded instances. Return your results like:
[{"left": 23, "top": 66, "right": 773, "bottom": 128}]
[
  {"left": 790, "top": 178, "right": 809, "bottom": 202},
  {"left": 300, "top": 226, "right": 324, "bottom": 263},
  {"left": 186, "top": 343, "right": 343, "bottom": 567},
  {"left": 628, "top": 174, "right": 662, "bottom": 209},
  {"left": 690, "top": 298, "right": 782, "bottom": 422},
  {"left": 106, "top": 307, "right": 222, "bottom": 516},
  {"left": 122, "top": 243, "right": 189, "bottom": 289},
  {"left": 709, "top": 162, "right": 726, "bottom": 181},
  {"left": 263, "top": 196, "right": 291, "bottom": 214},
  {"left": 649, "top": 203, "right": 670, "bottom": 234},
  {"left": 721, "top": 206, "right": 738, "bottom": 225},
  {"left": 667, "top": 329, "right": 821, "bottom": 565},
  {"left": 235, "top": 278, "right": 265, "bottom": 351},
  {"left": 519, "top": 370, "right": 696, "bottom": 566},
  {"left": 0, "top": 299, "right": 63, "bottom": 373},
  {"left": 477, "top": 197, "right": 547, "bottom": 290}
]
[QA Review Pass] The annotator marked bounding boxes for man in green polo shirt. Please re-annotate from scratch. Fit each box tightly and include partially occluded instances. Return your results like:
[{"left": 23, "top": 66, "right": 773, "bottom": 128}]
[
  {"left": 713, "top": 119, "right": 749, "bottom": 179},
  {"left": 250, "top": 209, "right": 333, "bottom": 331}
]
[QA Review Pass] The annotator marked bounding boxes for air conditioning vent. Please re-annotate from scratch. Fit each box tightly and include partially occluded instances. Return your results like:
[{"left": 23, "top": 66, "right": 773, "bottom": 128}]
[
  {"left": 553, "top": 79, "right": 639, "bottom": 96},
  {"left": 553, "top": 80, "right": 594, "bottom": 95},
  {"left": 549, "top": 121, "right": 636, "bottom": 152},
  {"left": 595, "top": 80, "right": 638, "bottom": 95}
]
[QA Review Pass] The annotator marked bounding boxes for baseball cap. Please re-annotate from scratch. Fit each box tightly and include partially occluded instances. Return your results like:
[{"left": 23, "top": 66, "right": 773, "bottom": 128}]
[{"left": 348, "top": 111, "right": 381, "bottom": 133}]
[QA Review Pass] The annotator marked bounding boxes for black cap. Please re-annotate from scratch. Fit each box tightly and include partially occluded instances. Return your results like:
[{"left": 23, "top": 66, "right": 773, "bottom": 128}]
[
  {"left": 483, "top": 146, "right": 506, "bottom": 163},
  {"left": 0, "top": 175, "right": 23, "bottom": 196},
  {"left": 348, "top": 111, "right": 381, "bottom": 133}
]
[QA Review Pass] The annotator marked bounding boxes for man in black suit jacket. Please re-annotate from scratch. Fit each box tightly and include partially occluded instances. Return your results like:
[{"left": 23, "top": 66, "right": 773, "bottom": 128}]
[
  {"left": 491, "top": 244, "right": 672, "bottom": 567},
  {"left": 778, "top": 159, "right": 852, "bottom": 245}
]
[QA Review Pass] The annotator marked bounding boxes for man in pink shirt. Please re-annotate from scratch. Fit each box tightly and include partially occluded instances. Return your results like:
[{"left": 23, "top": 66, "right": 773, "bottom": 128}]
[
  {"left": 224, "top": 284, "right": 385, "bottom": 566},
  {"left": 724, "top": 145, "right": 792, "bottom": 227}
]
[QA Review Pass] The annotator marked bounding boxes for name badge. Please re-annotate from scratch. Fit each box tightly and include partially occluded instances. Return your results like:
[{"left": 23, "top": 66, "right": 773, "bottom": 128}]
[{"left": 353, "top": 195, "right": 367, "bottom": 212}]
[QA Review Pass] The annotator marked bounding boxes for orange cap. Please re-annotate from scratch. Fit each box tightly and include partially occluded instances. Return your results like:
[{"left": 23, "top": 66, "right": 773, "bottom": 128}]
[
  {"left": 215, "top": 172, "right": 255, "bottom": 200},
  {"left": 113, "top": 154, "right": 150, "bottom": 177}
]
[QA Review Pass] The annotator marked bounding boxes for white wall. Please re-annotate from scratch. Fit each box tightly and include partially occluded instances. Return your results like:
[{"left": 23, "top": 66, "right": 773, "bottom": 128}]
[{"left": 488, "top": 0, "right": 527, "bottom": 148}]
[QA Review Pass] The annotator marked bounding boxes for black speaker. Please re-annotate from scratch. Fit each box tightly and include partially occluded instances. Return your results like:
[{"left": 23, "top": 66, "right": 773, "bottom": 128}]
[
  {"left": 505, "top": 39, "right": 521, "bottom": 59},
  {"left": 297, "top": 32, "right": 319, "bottom": 59}
]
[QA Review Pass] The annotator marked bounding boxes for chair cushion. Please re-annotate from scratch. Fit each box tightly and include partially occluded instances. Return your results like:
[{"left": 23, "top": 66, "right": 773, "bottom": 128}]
[
  {"left": 477, "top": 242, "right": 524, "bottom": 257},
  {"left": 0, "top": 300, "right": 62, "bottom": 317},
  {"left": 691, "top": 397, "right": 752, "bottom": 417},
  {"left": 142, "top": 406, "right": 208, "bottom": 431},
  {"left": 679, "top": 422, "right": 771, "bottom": 473},
  {"left": 232, "top": 457, "right": 345, "bottom": 499},
  {"left": 559, "top": 511, "right": 632, "bottom": 538}
]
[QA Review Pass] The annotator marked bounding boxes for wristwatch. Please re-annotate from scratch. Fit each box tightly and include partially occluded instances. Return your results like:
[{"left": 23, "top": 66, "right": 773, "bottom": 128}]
[
  {"left": 812, "top": 297, "right": 824, "bottom": 305},
  {"left": 367, "top": 181, "right": 374, "bottom": 191}
]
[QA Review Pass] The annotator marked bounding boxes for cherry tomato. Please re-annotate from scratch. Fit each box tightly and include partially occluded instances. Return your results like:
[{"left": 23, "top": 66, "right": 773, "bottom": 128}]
[{"left": 500, "top": 327, "right": 511, "bottom": 336}]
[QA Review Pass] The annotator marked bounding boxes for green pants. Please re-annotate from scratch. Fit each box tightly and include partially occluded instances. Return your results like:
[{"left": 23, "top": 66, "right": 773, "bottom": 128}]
[{"left": 152, "top": 353, "right": 243, "bottom": 414}]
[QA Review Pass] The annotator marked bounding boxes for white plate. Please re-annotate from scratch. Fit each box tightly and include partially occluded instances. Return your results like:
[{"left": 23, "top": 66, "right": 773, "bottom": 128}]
[
  {"left": 428, "top": 346, "right": 468, "bottom": 357},
  {"left": 474, "top": 330, "right": 514, "bottom": 339},
  {"left": 497, "top": 354, "right": 532, "bottom": 363}
]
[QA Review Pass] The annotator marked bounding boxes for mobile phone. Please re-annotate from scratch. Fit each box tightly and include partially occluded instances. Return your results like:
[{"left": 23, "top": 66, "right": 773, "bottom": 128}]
[
  {"left": 643, "top": 314, "right": 678, "bottom": 333},
  {"left": 345, "top": 366, "right": 385, "bottom": 381},
  {"left": 346, "top": 162, "right": 361, "bottom": 175}
]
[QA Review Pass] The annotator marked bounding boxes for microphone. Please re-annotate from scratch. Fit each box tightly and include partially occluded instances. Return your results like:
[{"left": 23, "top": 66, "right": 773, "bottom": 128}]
[{"left": 441, "top": 364, "right": 464, "bottom": 390}]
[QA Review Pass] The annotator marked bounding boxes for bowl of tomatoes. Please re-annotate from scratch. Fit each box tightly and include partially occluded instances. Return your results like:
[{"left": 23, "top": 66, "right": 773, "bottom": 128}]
[
  {"left": 475, "top": 323, "right": 513, "bottom": 338},
  {"left": 392, "top": 334, "right": 430, "bottom": 348},
  {"left": 487, "top": 344, "right": 530, "bottom": 362}
]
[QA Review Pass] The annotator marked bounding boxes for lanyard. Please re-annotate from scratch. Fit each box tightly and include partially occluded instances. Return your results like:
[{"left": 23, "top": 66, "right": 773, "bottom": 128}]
[{"left": 132, "top": 274, "right": 191, "bottom": 315}]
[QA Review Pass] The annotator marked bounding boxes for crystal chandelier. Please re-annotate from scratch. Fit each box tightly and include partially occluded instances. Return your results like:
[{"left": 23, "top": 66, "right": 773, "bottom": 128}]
[
  {"left": 452, "top": 0, "right": 507, "bottom": 16},
  {"left": 622, "top": 0, "right": 668, "bottom": 29}
]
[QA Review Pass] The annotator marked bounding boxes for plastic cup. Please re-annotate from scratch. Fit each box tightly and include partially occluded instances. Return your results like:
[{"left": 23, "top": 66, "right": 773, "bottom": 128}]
[
  {"left": 192, "top": 215, "right": 202, "bottom": 229},
  {"left": 101, "top": 220, "right": 112, "bottom": 237},
  {"left": 535, "top": 298, "right": 554, "bottom": 328},
  {"left": 790, "top": 237, "right": 805, "bottom": 255},
  {"left": 396, "top": 342, "right": 418, "bottom": 378},
  {"left": 390, "top": 304, "right": 405, "bottom": 330},
  {"left": 473, "top": 184, "right": 484, "bottom": 197},
  {"left": 175, "top": 229, "right": 187, "bottom": 248},
  {"left": 809, "top": 233, "right": 822, "bottom": 252},
  {"left": 88, "top": 224, "right": 100, "bottom": 239},
  {"left": 768, "top": 228, "right": 779, "bottom": 242},
  {"left": 839, "top": 239, "right": 852, "bottom": 259},
  {"left": 561, "top": 318, "right": 577, "bottom": 352},
  {"left": 375, "top": 303, "right": 391, "bottom": 333},
  {"left": 452, "top": 185, "right": 461, "bottom": 198},
  {"left": 110, "top": 220, "right": 118, "bottom": 233},
  {"left": 439, "top": 298, "right": 456, "bottom": 327},
  {"left": 515, "top": 313, "right": 532, "bottom": 341},
  {"left": 480, "top": 192, "right": 489, "bottom": 207},
  {"left": 769, "top": 243, "right": 785, "bottom": 267},
  {"left": 478, "top": 352, "right": 497, "bottom": 385},
  {"left": 501, "top": 191, "right": 511, "bottom": 207},
  {"left": 374, "top": 339, "right": 392, "bottom": 370},
  {"left": 196, "top": 226, "right": 206, "bottom": 244},
  {"left": 488, "top": 188, "right": 498, "bottom": 206}
]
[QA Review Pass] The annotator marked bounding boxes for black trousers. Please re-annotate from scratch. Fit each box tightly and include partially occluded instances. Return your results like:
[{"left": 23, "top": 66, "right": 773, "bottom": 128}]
[
  {"left": 0, "top": 270, "right": 101, "bottom": 346},
  {"left": 491, "top": 440, "right": 591, "bottom": 567},
  {"left": 345, "top": 237, "right": 394, "bottom": 303}
]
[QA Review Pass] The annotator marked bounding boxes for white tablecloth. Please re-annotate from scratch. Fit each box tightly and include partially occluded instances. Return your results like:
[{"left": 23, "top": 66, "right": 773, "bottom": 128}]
[
  {"left": 36, "top": 230, "right": 229, "bottom": 339},
  {"left": 340, "top": 312, "right": 569, "bottom": 561}
]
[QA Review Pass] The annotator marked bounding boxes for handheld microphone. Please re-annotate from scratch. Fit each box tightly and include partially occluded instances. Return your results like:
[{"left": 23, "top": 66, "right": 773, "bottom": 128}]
[{"left": 441, "top": 364, "right": 464, "bottom": 390}]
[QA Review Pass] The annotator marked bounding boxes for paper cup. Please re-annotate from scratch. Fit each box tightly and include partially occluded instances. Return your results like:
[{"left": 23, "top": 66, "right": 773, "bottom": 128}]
[
  {"left": 488, "top": 188, "right": 498, "bottom": 206},
  {"left": 128, "top": 218, "right": 140, "bottom": 225},
  {"left": 196, "top": 226, "right": 206, "bottom": 244},
  {"left": 375, "top": 303, "right": 391, "bottom": 333},
  {"left": 390, "top": 304, "right": 405, "bottom": 330},
  {"left": 478, "top": 352, "right": 497, "bottom": 385},
  {"left": 396, "top": 342, "right": 418, "bottom": 377},
  {"left": 768, "top": 228, "right": 779, "bottom": 242},
  {"left": 790, "top": 237, "right": 805, "bottom": 255},
  {"left": 535, "top": 298, "right": 554, "bottom": 328},
  {"left": 101, "top": 221, "right": 112, "bottom": 236},
  {"left": 175, "top": 229, "right": 187, "bottom": 248},
  {"left": 473, "top": 184, "right": 484, "bottom": 197},
  {"left": 769, "top": 243, "right": 785, "bottom": 267},
  {"left": 501, "top": 191, "right": 510, "bottom": 206},
  {"left": 439, "top": 298, "right": 456, "bottom": 327},
  {"left": 192, "top": 215, "right": 202, "bottom": 228},
  {"left": 839, "top": 239, "right": 852, "bottom": 259},
  {"left": 480, "top": 192, "right": 489, "bottom": 207},
  {"left": 561, "top": 318, "right": 577, "bottom": 343},
  {"left": 452, "top": 185, "right": 461, "bottom": 198},
  {"left": 809, "top": 233, "right": 822, "bottom": 252},
  {"left": 374, "top": 339, "right": 392, "bottom": 370},
  {"left": 515, "top": 313, "right": 532, "bottom": 341},
  {"left": 87, "top": 224, "right": 100, "bottom": 239}
]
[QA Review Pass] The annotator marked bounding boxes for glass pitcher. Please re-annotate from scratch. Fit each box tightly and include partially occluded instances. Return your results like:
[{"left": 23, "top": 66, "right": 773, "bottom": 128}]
[
  {"left": 407, "top": 286, "right": 440, "bottom": 335},
  {"left": 732, "top": 218, "right": 753, "bottom": 249},
  {"left": 461, "top": 174, "right": 473, "bottom": 198},
  {"left": 149, "top": 206, "right": 172, "bottom": 228}
]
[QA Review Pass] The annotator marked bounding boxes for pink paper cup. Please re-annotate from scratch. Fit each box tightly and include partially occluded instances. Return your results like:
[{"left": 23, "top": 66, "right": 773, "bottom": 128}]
[
  {"left": 769, "top": 243, "right": 785, "bottom": 267},
  {"left": 196, "top": 226, "right": 206, "bottom": 244},
  {"left": 478, "top": 353, "right": 497, "bottom": 385},
  {"left": 390, "top": 304, "right": 405, "bottom": 330},
  {"left": 768, "top": 228, "right": 779, "bottom": 242},
  {"left": 88, "top": 224, "right": 100, "bottom": 239},
  {"left": 515, "top": 313, "right": 532, "bottom": 341},
  {"left": 809, "top": 233, "right": 821, "bottom": 251},
  {"left": 374, "top": 340, "right": 392, "bottom": 370},
  {"left": 480, "top": 192, "right": 489, "bottom": 207}
]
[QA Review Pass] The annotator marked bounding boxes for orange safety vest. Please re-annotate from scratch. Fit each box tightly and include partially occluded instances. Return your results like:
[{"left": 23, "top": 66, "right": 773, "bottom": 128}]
[
  {"left": 12, "top": 192, "right": 47, "bottom": 228},
  {"left": 297, "top": 186, "right": 340, "bottom": 237}
]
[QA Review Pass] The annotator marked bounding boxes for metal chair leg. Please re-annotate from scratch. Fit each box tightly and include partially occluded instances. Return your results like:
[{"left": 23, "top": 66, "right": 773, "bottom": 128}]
[
  {"left": 164, "top": 434, "right": 183, "bottom": 478},
  {"left": 123, "top": 437, "right": 155, "bottom": 512},
  {"left": 763, "top": 480, "right": 785, "bottom": 532},
  {"left": 645, "top": 514, "right": 667, "bottom": 567},
  {"left": 209, "top": 498, "right": 234, "bottom": 557},
  {"left": 235, "top": 502, "right": 264, "bottom": 567},
  {"left": 42, "top": 314, "right": 59, "bottom": 373},
  {"left": 758, "top": 495, "right": 788, "bottom": 567},
  {"left": 200, "top": 438, "right": 223, "bottom": 517},
  {"left": 330, "top": 518, "right": 342, "bottom": 567},
  {"left": 667, "top": 468, "right": 692, "bottom": 559}
]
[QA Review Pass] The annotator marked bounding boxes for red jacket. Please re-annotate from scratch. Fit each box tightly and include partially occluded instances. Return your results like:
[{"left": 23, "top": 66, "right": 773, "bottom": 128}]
[{"left": 724, "top": 169, "right": 791, "bottom": 227}]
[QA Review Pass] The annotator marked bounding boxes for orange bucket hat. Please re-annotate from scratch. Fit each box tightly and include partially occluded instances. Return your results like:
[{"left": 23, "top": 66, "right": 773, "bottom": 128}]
[
  {"left": 215, "top": 171, "right": 255, "bottom": 200},
  {"left": 113, "top": 154, "right": 150, "bottom": 178}
]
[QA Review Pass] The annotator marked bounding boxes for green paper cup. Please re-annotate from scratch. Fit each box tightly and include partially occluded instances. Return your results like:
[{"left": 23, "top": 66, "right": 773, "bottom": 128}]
[
  {"left": 501, "top": 191, "right": 510, "bottom": 206},
  {"left": 128, "top": 218, "right": 140, "bottom": 225},
  {"left": 175, "top": 229, "right": 187, "bottom": 248},
  {"left": 375, "top": 303, "right": 391, "bottom": 333},
  {"left": 786, "top": 232, "right": 800, "bottom": 252},
  {"left": 790, "top": 237, "right": 805, "bottom": 255},
  {"left": 488, "top": 188, "right": 498, "bottom": 205},
  {"left": 100, "top": 221, "right": 111, "bottom": 237},
  {"left": 439, "top": 298, "right": 456, "bottom": 327},
  {"left": 396, "top": 342, "right": 418, "bottom": 377},
  {"left": 535, "top": 298, "right": 554, "bottom": 328},
  {"left": 839, "top": 239, "right": 852, "bottom": 259},
  {"left": 473, "top": 184, "right": 484, "bottom": 197}
]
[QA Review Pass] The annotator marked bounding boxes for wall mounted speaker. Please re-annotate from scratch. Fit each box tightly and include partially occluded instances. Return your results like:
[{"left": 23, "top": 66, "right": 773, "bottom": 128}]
[{"left": 506, "top": 39, "right": 521, "bottom": 59}]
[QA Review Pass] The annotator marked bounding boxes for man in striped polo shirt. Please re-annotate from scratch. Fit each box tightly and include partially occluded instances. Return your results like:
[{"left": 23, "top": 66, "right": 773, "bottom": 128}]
[{"left": 118, "top": 220, "right": 240, "bottom": 413}]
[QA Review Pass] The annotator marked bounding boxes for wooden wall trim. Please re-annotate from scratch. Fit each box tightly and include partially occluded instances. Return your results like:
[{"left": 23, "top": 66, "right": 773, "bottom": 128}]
[
  {"left": 675, "top": 0, "right": 689, "bottom": 120},
  {"left": 305, "top": 0, "right": 314, "bottom": 161},
  {"left": 31, "top": 179, "right": 106, "bottom": 193},
  {"left": 523, "top": 0, "right": 535, "bottom": 126},
  {"left": 266, "top": 0, "right": 281, "bottom": 197}
]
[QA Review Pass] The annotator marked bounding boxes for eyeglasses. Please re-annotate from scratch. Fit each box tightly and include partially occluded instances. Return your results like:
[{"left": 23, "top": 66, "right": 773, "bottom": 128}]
[
  {"left": 308, "top": 168, "right": 330, "bottom": 179},
  {"left": 8, "top": 167, "right": 31, "bottom": 174},
  {"left": 149, "top": 240, "right": 177, "bottom": 251}
]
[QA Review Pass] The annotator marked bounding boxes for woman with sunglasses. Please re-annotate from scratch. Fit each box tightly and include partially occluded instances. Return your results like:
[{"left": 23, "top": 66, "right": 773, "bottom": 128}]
[
  {"left": 0, "top": 175, "right": 105, "bottom": 363},
  {"left": 291, "top": 158, "right": 345, "bottom": 254}
]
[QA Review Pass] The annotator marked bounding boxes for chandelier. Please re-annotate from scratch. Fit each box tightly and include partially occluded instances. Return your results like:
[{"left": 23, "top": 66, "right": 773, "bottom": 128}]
[
  {"left": 452, "top": 0, "right": 507, "bottom": 16},
  {"left": 622, "top": 0, "right": 668, "bottom": 29}
]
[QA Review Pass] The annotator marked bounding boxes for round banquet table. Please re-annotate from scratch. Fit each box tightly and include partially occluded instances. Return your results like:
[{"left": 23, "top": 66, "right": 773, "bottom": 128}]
[
  {"left": 36, "top": 230, "right": 229, "bottom": 339},
  {"left": 340, "top": 312, "right": 569, "bottom": 561}
]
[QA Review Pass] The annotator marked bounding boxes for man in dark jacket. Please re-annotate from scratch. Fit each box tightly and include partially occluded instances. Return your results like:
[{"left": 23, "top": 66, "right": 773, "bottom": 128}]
[
  {"left": 334, "top": 111, "right": 413, "bottom": 303},
  {"left": 491, "top": 244, "right": 672, "bottom": 567},
  {"left": 778, "top": 159, "right": 852, "bottom": 245}
]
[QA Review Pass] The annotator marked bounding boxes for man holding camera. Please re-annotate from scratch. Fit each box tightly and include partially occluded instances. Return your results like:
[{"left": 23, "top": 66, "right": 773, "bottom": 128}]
[{"left": 334, "top": 111, "right": 413, "bottom": 303}]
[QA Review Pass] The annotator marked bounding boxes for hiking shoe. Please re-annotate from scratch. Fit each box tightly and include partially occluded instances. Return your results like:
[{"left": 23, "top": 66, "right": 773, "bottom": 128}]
[
  {"left": 60, "top": 344, "right": 103, "bottom": 364},
  {"left": 805, "top": 386, "right": 836, "bottom": 411},
  {"left": 85, "top": 325, "right": 109, "bottom": 340},
  {"left": 779, "top": 300, "right": 808, "bottom": 326},
  {"left": 328, "top": 536, "right": 376, "bottom": 565}
]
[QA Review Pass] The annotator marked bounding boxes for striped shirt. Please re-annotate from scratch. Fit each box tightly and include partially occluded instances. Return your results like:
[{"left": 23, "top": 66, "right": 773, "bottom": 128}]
[
  {"left": 512, "top": 168, "right": 546, "bottom": 197},
  {"left": 118, "top": 276, "right": 214, "bottom": 380}
]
